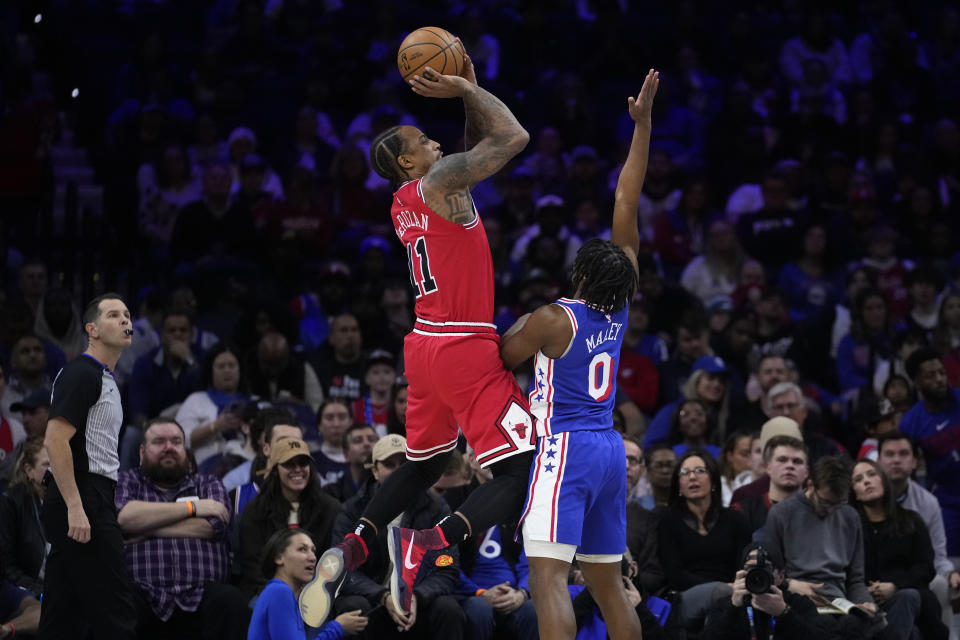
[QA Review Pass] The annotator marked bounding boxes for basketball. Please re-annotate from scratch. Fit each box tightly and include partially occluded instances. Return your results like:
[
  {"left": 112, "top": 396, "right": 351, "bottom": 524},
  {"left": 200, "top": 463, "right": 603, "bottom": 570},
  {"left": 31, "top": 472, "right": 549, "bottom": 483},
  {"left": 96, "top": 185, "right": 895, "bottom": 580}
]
[{"left": 397, "top": 26, "right": 466, "bottom": 82}]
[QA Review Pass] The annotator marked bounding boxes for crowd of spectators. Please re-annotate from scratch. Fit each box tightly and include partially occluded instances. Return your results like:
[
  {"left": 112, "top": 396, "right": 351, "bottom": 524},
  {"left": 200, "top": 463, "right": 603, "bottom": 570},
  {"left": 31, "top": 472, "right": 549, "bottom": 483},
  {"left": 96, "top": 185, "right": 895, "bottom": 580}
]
[{"left": 2, "top": 0, "right": 960, "bottom": 638}]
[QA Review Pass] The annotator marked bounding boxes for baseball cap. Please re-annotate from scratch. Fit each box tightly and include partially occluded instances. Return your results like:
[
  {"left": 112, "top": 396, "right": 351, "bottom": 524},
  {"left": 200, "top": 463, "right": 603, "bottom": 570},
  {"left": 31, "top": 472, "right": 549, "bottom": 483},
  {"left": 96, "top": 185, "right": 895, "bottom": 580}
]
[
  {"left": 263, "top": 437, "right": 311, "bottom": 475},
  {"left": 693, "top": 355, "right": 728, "bottom": 375},
  {"left": 10, "top": 388, "right": 51, "bottom": 413},
  {"left": 759, "top": 417, "right": 803, "bottom": 452},
  {"left": 366, "top": 349, "right": 396, "bottom": 370},
  {"left": 365, "top": 434, "right": 406, "bottom": 468}
]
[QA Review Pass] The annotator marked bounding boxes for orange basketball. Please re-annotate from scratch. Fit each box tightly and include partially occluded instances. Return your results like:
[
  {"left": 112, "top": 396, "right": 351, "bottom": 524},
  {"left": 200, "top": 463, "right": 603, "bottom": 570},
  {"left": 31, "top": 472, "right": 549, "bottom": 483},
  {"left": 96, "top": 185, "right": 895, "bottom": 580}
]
[{"left": 397, "top": 26, "right": 466, "bottom": 82}]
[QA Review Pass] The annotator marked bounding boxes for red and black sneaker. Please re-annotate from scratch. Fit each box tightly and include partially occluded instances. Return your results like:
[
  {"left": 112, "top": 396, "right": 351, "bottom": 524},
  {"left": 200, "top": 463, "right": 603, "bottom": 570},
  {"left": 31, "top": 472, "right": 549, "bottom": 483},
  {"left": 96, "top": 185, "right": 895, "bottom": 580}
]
[{"left": 387, "top": 527, "right": 429, "bottom": 615}]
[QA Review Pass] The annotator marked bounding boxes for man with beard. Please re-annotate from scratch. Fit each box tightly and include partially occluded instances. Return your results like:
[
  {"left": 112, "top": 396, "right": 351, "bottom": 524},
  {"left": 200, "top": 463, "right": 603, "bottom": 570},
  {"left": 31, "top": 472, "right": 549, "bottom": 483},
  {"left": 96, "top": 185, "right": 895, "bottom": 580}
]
[
  {"left": 115, "top": 419, "right": 249, "bottom": 639},
  {"left": 901, "top": 348, "right": 960, "bottom": 558}
]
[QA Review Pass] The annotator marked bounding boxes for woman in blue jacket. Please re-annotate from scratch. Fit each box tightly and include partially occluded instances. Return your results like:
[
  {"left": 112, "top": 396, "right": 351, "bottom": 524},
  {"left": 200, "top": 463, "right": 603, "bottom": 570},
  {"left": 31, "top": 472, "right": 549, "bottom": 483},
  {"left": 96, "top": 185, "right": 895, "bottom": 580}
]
[{"left": 248, "top": 529, "right": 367, "bottom": 640}]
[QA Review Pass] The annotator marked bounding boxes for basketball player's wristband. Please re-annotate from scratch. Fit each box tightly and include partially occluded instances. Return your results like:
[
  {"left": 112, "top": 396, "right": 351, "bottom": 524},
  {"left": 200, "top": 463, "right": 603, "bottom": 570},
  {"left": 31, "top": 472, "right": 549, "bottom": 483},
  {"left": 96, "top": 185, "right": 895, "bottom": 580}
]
[{"left": 186, "top": 501, "right": 196, "bottom": 517}]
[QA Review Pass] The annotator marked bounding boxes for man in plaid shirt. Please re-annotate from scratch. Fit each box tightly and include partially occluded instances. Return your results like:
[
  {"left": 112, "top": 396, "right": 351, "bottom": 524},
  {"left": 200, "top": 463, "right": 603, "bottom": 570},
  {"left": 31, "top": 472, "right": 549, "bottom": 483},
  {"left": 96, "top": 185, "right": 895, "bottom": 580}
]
[{"left": 115, "top": 418, "right": 249, "bottom": 639}]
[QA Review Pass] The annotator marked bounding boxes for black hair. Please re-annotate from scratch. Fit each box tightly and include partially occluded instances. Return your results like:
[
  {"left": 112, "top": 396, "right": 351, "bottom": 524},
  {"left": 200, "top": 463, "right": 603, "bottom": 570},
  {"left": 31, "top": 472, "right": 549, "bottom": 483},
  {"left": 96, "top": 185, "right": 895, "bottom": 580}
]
[
  {"left": 810, "top": 455, "right": 852, "bottom": 497},
  {"left": 369, "top": 125, "right": 409, "bottom": 188},
  {"left": 201, "top": 342, "right": 244, "bottom": 390},
  {"left": 569, "top": 239, "right": 637, "bottom": 313},
  {"left": 876, "top": 430, "right": 920, "bottom": 460},
  {"left": 143, "top": 417, "right": 186, "bottom": 441},
  {"left": 905, "top": 346, "right": 941, "bottom": 380},
  {"left": 260, "top": 528, "right": 317, "bottom": 582},
  {"left": 82, "top": 292, "right": 126, "bottom": 330},
  {"left": 316, "top": 397, "right": 352, "bottom": 423},
  {"left": 667, "top": 399, "right": 709, "bottom": 447},
  {"left": 668, "top": 448, "right": 723, "bottom": 524},
  {"left": 256, "top": 458, "right": 326, "bottom": 536},
  {"left": 643, "top": 441, "right": 676, "bottom": 466},
  {"left": 849, "top": 459, "right": 916, "bottom": 537},
  {"left": 718, "top": 428, "right": 758, "bottom": 481},
  {"left": 342, "top": 422, "right": 376, "bottom": 451},
  {"left": 161, "top": 306, "right": 194, "bottom": 328}
]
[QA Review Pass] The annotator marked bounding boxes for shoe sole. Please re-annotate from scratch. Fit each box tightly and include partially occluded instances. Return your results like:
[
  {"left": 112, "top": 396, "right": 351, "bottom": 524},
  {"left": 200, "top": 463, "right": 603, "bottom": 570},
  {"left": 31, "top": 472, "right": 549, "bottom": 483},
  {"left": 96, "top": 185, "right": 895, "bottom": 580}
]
[
  {"left": 299, "top": 547, "right": 345, "bottom": 627},
  {"left": 386, "top": 527, "right": 408, "bottom": 616}
]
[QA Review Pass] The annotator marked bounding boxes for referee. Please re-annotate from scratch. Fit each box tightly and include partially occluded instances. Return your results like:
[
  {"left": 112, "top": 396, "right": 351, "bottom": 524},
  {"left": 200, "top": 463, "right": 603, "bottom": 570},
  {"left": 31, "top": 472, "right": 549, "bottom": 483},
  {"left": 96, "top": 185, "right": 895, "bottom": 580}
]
[{"left": 39, "top": 293, "right": 138, "bottom": 638}]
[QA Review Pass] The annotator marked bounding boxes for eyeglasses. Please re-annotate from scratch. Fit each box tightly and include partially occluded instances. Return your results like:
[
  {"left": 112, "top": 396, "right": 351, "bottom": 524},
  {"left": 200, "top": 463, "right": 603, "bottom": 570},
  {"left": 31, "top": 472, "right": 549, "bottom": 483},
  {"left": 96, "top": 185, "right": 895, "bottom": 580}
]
[
  {"left": 280, "top": 456, "right": 311, "bottom": 470},
  {"left": 678, "top": 467, "right": 708, "bottom": 477},
  {"left": 626, "top": 456, "right": 644, "bottom": 466}
]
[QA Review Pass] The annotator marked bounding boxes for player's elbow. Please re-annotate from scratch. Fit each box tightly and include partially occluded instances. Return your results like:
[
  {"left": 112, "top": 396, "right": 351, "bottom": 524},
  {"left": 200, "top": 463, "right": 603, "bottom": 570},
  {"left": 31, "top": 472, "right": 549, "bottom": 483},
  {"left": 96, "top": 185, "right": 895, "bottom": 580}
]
[{"left": 509, "top": 127, "right": 530, "bottom": 152}]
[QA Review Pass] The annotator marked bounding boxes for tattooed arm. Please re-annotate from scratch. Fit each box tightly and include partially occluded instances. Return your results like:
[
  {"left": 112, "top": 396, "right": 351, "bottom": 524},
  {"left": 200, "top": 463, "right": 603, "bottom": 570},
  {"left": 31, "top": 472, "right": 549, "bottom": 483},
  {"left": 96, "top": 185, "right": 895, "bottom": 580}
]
[
  {"left": 409, "top": 68, "right": 529, "bottom": 224},
  {"left": 612, "top": 69, "right": 659, "bottom": 278}
]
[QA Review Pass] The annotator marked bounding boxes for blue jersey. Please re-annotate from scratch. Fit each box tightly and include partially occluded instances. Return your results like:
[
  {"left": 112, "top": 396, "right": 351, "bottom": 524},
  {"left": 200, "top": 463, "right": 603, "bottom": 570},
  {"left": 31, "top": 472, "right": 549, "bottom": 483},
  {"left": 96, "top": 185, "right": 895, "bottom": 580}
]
[
  {"left": 528, "top": 298, "right": 628, "bottom": 436},
  {"left": 899, "top": 389, "right": 960, "bottom": 506}
]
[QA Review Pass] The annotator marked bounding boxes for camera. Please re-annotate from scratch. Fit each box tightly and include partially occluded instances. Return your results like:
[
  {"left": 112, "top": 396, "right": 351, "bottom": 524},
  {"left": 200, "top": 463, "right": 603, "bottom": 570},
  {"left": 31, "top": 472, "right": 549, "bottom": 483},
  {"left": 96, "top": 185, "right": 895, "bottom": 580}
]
[{"left": 744, "top": 547, "right": 775, "bottom": 596}]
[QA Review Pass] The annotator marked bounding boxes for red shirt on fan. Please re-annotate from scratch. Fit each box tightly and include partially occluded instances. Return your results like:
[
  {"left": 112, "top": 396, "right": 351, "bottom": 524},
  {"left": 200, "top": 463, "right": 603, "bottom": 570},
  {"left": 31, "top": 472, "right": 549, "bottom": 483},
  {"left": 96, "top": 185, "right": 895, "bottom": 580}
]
[{"left": 391, "top": 178, "right": 496, "bottom": 330}]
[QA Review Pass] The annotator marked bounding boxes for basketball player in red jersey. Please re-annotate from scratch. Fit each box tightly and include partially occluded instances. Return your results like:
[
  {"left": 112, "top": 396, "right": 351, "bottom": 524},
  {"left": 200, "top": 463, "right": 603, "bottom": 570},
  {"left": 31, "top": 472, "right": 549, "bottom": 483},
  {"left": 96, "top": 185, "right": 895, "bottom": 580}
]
[{"left": 300, "top": 54, "right": 537, "bottom": 625}]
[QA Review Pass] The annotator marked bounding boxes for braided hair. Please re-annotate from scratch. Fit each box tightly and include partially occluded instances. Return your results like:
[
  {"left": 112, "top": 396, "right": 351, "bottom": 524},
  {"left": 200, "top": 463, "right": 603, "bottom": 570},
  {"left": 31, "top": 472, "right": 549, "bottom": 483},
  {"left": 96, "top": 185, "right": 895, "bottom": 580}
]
[
  {"left": 369, "top": 125, "right": 410, "bottom": 188},
  {"left": 569, "top": 238, "right": 637, "bottom": 313}
]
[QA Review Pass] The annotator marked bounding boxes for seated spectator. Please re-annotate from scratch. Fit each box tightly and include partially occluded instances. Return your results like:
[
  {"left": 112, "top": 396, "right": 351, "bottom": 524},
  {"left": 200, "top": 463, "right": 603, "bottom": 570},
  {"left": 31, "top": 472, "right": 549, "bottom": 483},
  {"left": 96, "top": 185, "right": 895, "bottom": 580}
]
[
  {"left": 0, "top": 363, "right": 25, "bottom": 486},
  {"left": 718, "top": 430, "right": 759, "bottom": 506},
  {"left": 854, "top": 397, "right": 898, "bottom": 460},
  {"left": 1, "top": 388, "right": 49, "bottom": 485},
  {"left": 734, "top": 168, "right": 805, "bottom": 277},
  {"left": 385, "top": 376, "right": 408, "bottom": 437},
  {"left": 667, "top": 399, "right": 721, "bottom": 459},
  {"left": 510, "top": 195, "right": 580, "bottom": 272},
  {"left": 777, "top": 223, "right": 838, "bottom": 322},
  {"left": 657, "top": 450, "right": 751, "bottom": 631},
  {"left": 624, "top": 435, "right": 653, "bottom": 507},
  {"left": 458, "top": 521, "right": 538, "bottom": 640},
  {"left": 933, "top": 292, "right": 960, "bottom": 387},
  {"left": 653, "top": 176, "right": 715, "bottom": 277},
  {"left": 0, "top": 334, "right": 50, "bottom": 417},
  {"left": 350, "top": 350, "right": 395, "bottom": 436},
  {"left": 876, "top": 430, "right": 960, "bottom": 636},
  {"left": 116, "top": 419, "right": 249, "bottom": 639},
  {"left": 245, "top": 331, "right": 323, "bottom": 414},
  {"left": 329, "top": 434, "right": 465, "bottom": 639},
  {"left": 681, "top": 220, "right": 743, "bottom": 305},
  {"left": 226, "top": 126, "right": 284, "bottom": 200},
  {"left": 765, "top": 382, "right": 846, "bottom": 466},
  {"left": 732, "top": 436, "right": 808, "bottom": 534},
  {"left": 763, "top": 457, "right": 880, "bottom": 624},
  {"left": 313, "top": 398, "right": 352, "bottom": 486},
  {"left": 0, "top": 439, "right": 49, "bottom": 595},
  {"left": 0, "top": 579, "right": 41, "bottom": 638},
  {"left": 33, "top": 288, "right": 86, "bottom": 361},
  {"left": 128, "top": 308, "right": 202, "bottom": 425},
  {"left": 137, "top": 143, "right": 202, "bottom": 256},
  {"left": 656, "top": 310, "right": 711, "bottom": 408},
  {"left": 248, "top": 529, "right": 367, "bottom": 640},
  {"left": 860, "top": 226, "right": 912, "bottom": 322},
  {"left": 902, "top": 266, "right": 941, "bottom": 335},
  {"left": 702, "top": 544, "right": 827, "bottom": 640},
  {"left": 647, "top": 355, "right": 730, "bottom": 448},
  {"left": 623, "top": 295, "right": 669, "bottom": 365},
  {"left": 240, "top": 437, "right": 340, "bottom": 598},
  {"left": 900, "top": 348, "right": 960, "bottom": 557},
  {"left": 730, "top": 418, "right": 804, "bottom": 505},
  {"left": 168, "top": 161, "right": 257, "bottom": 266},
  {"left": 644, "top": 444, "right": 678, "bottom": 509},
  {"left": 851, "top": 460, "right": 948, "bottom": 639},
  {"left": 627, "top": 502, "right": 666, "bottom": 596},
  {"left": 175, "top": 343, "right": 249, "bottom": 471},
  {"left": 324, "top": 423, "right": 377, "bottom": 503}
]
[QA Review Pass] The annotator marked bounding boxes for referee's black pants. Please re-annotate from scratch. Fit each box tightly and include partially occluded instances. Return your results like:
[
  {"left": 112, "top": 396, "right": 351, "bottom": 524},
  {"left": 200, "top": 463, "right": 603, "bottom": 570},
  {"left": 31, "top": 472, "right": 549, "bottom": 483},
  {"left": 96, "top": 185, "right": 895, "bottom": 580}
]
[{"left": 39, "top": 473, "right": 138, "bottom": 639}]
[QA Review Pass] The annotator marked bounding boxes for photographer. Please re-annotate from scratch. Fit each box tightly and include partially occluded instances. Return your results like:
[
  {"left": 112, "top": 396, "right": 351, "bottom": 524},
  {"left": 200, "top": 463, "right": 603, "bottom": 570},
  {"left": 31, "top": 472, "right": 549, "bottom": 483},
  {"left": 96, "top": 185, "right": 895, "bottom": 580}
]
[{"left": 702, "top": 543, "right": 824, "bottom": 639}]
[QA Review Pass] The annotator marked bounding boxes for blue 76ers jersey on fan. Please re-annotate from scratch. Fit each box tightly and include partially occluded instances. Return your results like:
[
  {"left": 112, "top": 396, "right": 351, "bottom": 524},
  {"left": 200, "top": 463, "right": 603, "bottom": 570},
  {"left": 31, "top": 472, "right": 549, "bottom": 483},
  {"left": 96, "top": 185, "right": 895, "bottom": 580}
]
[{"left": 528, "top": 298, "right": 628, "bottom": 436}]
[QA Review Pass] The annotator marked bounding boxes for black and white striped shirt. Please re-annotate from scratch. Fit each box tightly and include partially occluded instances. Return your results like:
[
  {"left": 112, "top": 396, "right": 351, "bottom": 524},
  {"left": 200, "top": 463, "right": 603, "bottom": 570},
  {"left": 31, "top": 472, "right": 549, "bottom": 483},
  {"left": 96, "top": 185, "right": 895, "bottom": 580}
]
[{"left": 50, "top": 354, "right": 124, "bottom": 481}]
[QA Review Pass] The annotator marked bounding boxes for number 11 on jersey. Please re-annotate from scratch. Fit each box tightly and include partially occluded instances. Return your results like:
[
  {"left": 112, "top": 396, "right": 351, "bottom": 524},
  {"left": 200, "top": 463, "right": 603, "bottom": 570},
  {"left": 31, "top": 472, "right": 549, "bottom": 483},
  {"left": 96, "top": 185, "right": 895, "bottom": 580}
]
[{"left": 406, "top": 237, "right": 438, "bottom": 298}]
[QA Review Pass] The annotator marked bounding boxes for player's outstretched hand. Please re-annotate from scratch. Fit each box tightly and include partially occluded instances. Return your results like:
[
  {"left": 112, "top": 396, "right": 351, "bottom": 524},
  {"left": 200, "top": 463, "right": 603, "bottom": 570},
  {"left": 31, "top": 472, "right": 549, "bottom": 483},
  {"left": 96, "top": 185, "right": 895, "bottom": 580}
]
[
  {"left": 410, "top": 67, "right": 471, "bottom": 99},
  {"left": 628, "top": 69, "right": 659, "bottom": 123}
]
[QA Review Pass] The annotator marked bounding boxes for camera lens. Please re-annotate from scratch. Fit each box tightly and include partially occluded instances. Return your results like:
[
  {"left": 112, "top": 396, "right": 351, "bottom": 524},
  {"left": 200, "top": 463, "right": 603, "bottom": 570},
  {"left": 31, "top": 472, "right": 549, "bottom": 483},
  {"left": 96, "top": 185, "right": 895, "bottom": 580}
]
[{"left": 745, "top": 566, "right": 773, "bottom": 595}]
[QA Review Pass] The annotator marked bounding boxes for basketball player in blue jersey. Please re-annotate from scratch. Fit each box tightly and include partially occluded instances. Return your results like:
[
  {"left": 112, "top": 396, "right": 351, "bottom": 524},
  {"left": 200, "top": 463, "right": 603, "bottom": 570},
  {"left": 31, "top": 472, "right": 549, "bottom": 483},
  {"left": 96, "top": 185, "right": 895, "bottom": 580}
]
[{"left": 499, "top": 69, "right": 659, "bottom": 640}]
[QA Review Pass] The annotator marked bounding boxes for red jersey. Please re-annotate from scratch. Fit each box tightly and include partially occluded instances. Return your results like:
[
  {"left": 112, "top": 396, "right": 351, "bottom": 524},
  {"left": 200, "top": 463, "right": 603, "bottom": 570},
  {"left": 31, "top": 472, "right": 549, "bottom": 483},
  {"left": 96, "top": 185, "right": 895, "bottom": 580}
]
[{"left": 391, "top": 178, "right": 496, "bottom": 336}]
